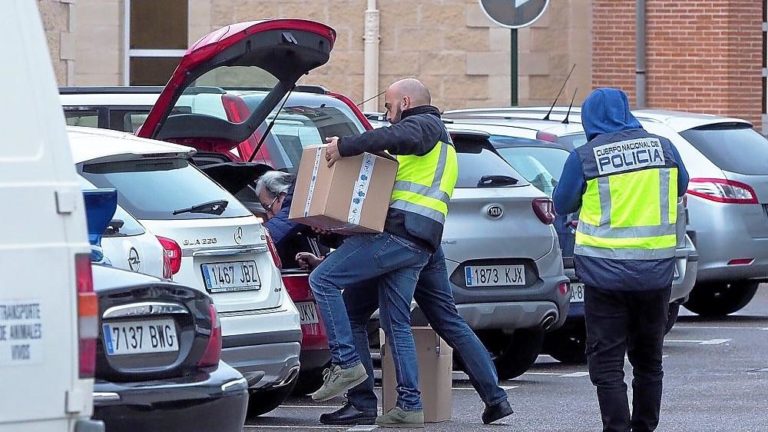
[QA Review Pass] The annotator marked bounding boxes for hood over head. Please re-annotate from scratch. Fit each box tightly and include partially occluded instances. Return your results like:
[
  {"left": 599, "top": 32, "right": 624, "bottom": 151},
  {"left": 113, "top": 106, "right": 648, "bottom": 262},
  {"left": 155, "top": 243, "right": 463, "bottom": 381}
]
[{"left": 581, "top": 88, "right": 643, "bottom": 141}]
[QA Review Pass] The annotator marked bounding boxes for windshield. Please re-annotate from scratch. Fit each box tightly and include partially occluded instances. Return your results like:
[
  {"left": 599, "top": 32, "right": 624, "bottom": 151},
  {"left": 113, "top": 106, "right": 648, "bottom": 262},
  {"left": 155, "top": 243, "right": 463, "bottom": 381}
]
[
  {"left": 80, "top": 158, "right": 252, "bottom": 220},
  {"left": 680, "top": 124, "right": 768, "bottom": 175},
  {"left": 239, "top": 93, "right": 367, "bottom": 173},
  {"left": 495, "top": 146, "right": 569, "bottom": 196}
]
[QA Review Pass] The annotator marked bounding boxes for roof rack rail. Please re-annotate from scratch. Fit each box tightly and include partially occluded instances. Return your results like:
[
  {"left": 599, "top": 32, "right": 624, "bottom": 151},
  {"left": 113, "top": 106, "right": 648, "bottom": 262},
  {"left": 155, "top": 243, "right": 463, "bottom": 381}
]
[
  {"left": 59, "top": 86, "right": 165, "bottom": 94},
  {"left": 59, "top": 86, "right": 226, "bottom": 95}
]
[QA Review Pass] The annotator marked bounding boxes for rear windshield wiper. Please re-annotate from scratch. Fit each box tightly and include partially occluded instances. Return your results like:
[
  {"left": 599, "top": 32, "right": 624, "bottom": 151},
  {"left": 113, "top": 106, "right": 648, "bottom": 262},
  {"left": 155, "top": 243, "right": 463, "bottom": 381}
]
[
  {"left": 172, "top": 199, "right": 229, "bottom": 216},
  {"left": 478, "top": 175, "right": 518, "bottom": 187}
]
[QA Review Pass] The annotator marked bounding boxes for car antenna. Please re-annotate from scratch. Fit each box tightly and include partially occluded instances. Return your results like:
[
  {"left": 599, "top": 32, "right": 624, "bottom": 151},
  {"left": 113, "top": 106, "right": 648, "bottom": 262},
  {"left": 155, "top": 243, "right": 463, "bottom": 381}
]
[
  {"left": 357, "top": 89, "right": 387, "bottom": 107},
  {"left": 248, "top": 85, "right": 295, "bottom": 162},
  {"left": 562, "top": 88, "right": 578, "bottom": 124},
  {"left": 543, "top": 63, "right": 576, "bottom": 121}
]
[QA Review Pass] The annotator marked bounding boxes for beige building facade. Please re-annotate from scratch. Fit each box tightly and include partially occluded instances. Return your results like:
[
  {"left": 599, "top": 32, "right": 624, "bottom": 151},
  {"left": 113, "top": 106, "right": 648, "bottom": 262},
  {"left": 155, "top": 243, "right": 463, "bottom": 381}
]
[{"left": 39, "top": 0, "right": 591, "bottom": 112}]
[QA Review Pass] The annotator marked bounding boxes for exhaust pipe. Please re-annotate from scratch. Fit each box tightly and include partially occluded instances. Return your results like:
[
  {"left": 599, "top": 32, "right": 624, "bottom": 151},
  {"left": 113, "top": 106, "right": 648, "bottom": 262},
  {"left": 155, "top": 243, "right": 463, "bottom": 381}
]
[
  {"left": 540, "top": 312, "right": 558, "bottom": 331},
  {"left": 276, "top": 365, "right": 301, "bottom": 388}
]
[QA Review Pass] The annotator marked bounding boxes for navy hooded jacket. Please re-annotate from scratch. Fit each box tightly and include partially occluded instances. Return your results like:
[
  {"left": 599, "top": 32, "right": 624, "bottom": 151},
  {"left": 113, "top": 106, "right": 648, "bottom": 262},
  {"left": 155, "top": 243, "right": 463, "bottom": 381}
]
[{"left": 552, "top": 88, "right": 689, "bottom": 291}]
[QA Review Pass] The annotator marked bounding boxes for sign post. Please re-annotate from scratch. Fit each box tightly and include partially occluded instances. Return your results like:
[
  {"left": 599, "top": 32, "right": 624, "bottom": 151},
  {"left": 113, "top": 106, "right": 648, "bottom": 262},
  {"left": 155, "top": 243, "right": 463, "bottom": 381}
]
[{"left": 479, "top": 0, "right": 550, "bottom": 106}]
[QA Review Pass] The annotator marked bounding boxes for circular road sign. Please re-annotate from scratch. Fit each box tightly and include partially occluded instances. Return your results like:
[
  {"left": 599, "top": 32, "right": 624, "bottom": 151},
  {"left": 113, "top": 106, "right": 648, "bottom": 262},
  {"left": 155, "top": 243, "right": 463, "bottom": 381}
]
[{"left": 479, "top": 0, "right": 550, "bottom": 29}]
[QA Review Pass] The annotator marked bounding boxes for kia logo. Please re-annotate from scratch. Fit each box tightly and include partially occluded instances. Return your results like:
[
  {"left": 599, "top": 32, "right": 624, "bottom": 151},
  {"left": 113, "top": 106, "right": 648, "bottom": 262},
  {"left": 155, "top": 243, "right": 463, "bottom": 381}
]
[
  {"left": 234, "top": 227, "right": 244, "bottom": 244},
  {"left": 128, "top": 247, "right": 141, "bottom": 271},
  {"left": 487, "top": 205, "right": 503, "bottom": 219}
]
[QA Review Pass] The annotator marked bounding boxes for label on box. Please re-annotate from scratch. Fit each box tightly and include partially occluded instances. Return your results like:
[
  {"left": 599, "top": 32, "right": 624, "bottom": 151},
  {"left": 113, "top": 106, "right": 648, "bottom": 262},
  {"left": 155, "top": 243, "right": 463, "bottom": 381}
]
[
  {"left": 303, "top": 146, "right": 324, "bottom": 217},
  {"left": 348, "top": 153, "right": 376, "bottom": 224}
]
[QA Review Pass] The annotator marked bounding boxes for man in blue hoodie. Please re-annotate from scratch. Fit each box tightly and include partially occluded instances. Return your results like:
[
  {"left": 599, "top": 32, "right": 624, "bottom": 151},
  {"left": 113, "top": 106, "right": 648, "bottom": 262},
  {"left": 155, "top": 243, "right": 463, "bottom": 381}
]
[{"left": 553, "top": 88, "right": 688, "bottom": 432}]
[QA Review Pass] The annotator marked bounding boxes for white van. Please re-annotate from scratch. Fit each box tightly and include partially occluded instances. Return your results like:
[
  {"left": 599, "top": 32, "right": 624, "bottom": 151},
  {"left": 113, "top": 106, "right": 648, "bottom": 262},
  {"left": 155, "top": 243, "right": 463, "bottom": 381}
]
[{"left": 0, "top": 2, "right": 103, "bottom": 432}]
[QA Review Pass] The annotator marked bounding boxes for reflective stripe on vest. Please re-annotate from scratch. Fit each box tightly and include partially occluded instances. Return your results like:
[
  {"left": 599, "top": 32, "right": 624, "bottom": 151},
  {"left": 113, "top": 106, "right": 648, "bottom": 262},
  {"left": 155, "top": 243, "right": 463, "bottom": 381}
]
[
  {"left": 390, "top": 140, "right": 457, "bottom": 224},
  {"left": 574, "top": 167, "right": 678, "bottom": 260}
]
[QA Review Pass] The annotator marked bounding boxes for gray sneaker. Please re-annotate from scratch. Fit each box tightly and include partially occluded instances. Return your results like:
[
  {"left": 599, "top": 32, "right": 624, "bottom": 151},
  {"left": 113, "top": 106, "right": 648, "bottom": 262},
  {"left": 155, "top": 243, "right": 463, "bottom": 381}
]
[
  {"left": 375, "top": 407, "right": 425, "bottom": 428},
  {"left": 310, "top": 363, "right": 368, "bottom": 402}
]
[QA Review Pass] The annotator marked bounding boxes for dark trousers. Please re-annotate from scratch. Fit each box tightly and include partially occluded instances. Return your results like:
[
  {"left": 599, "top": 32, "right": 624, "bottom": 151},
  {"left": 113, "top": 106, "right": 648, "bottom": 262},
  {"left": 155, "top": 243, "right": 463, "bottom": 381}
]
[{"left": 584, "top": 286, "right": 671, "bottom": 432}]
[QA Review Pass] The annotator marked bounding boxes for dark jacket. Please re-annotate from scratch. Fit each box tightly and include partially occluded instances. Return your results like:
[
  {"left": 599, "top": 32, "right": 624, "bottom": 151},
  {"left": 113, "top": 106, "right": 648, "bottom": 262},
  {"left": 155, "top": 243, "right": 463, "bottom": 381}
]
[
  {"left": 338, "top": 105, "right": 452, "bottom": 252},
  {"left": 263, "top": 184, "right": 300, "bottom": 248},
  {"left": 552, "top": 88, "right": 689, "bottom": 291},
  {"left": 264, "top": 184, "right": 342, "bottom": 267}
]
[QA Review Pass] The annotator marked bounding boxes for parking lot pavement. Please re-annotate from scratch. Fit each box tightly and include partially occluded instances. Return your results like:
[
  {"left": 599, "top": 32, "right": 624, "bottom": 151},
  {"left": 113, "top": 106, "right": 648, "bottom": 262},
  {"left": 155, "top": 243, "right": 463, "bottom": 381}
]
[{"left": 246, "top": 284, "right": 768, "bottom": 431}]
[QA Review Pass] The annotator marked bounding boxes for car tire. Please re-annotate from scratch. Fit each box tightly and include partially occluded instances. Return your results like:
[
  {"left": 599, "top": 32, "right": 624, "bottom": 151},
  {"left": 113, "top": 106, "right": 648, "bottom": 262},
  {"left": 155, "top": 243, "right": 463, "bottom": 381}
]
[
  {"left": 291, "top": 364, "right": 329, "bottom": 396},
  {"left": 664, "top": 303, "right": 680, "bottom": 335},
  {"left": 246, "top": 379, "right": 297, "bottom": 418},
  {"left": 683, "top": 281, "right": 759, "bottom": 317},
  {"left": 479, "top": 329, "right": 544, "bottom": 380},
  {"left": 544, "top": 324, "right": 587, "bottom": 364}
]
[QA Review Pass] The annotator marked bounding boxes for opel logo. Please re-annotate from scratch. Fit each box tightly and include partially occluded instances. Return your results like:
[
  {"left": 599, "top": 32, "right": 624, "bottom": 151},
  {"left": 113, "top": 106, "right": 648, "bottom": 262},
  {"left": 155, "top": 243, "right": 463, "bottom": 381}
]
[
  {"left": 487, "top": 205, "right": 503, "bottom": 219},
  {"left": 128, "top": 247, "right": 141, "bottom": 271},
  {"left": 234, "top": 227, "right": 244, "bottom": 244}
]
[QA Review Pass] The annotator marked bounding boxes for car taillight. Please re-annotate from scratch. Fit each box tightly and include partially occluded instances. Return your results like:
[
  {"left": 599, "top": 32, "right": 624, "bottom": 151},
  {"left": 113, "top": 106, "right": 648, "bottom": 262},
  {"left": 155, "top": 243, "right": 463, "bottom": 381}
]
[
  {"left": 558, "top": 282, "right": 569, "bottom": 296},
  {"left": 221, "top": 93, "right": 251, "bottom": 123},
  {"left": 687, "top": 178, "right": 758, "bottom": 204},
  {"left": 221, "top": 93, "right": 262, "bottom": 162},
  {"left": 264, "top": 229, "right": 282, "bottom": 270},
  {"left": 197, "top": 304, "right": 222, "bottom": 368},
  {"left": 157, "top": 236, "right": 182, "bottom": 279},
  {"left": 532, "top": 198, "right": 556, "bottom": 224},
  {"left": 76, "top": 253, "right": 97, "bottom": 379},
  {"left": 536, "top": 131, "right": 559, "bottom": 143}
]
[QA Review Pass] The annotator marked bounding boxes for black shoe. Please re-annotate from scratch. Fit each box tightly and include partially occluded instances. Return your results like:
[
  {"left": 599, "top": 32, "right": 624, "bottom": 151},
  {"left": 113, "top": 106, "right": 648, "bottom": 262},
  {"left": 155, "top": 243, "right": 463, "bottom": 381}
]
[
  {"left": 319, "top": 403, "right": 377, "bottom": 426},
  {"left": 482, "top": 400, "right": 513, "bottom": 425}
]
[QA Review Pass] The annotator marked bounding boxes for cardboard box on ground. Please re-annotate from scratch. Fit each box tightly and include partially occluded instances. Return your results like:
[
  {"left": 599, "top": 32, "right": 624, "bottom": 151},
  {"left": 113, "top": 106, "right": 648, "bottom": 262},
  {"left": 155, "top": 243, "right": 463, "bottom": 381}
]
[
  {"left": 289, "top": 145, "right": 398, "bottom": 234},
  {"left": 380, "top": 327, "right": 453, "bottom": 423}
]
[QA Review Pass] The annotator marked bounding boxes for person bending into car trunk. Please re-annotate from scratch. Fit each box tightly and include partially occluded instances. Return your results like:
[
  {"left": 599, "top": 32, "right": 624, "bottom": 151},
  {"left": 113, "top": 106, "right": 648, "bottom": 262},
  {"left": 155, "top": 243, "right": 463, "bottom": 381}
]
[
  {"left": 307, "top": 78, "right": 461, "bottom": 428},
  {"left": 553, "top": 88, "right": 689, "bottom": 432}
]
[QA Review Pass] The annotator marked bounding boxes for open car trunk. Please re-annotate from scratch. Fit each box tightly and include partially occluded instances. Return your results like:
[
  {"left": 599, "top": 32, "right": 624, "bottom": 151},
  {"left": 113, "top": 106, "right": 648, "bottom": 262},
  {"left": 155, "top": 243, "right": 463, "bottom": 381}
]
[{"left": 137, "top": 19, "right": 336, "bottom": 146}]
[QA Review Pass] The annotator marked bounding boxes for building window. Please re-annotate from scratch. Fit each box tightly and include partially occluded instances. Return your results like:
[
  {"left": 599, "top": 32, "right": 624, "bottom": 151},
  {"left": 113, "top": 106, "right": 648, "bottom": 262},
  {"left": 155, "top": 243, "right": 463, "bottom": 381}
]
[{"left": 124, "top": 0, "right": 188, "bottom": 85}]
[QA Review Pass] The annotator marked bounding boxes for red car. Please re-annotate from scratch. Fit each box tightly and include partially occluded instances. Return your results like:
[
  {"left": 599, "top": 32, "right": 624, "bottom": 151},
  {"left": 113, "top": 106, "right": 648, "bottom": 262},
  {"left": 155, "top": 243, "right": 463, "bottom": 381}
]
[{"left": 60, "top": 19, "right": 375, "bottom": 396}]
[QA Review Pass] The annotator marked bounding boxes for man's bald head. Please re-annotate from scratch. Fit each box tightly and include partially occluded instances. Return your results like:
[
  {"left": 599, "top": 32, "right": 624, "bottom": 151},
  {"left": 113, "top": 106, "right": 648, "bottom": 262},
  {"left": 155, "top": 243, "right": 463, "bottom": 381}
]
[
  {"left": 388, "top": 78, "right": 431, "bottom": 106},
  {"left": 383, "top": 78, "right": 432, "bottom": 124}
]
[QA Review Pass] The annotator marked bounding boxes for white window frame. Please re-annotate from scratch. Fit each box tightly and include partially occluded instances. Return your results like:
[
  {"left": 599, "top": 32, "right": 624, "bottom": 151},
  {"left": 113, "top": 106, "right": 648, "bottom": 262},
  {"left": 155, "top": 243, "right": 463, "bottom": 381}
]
[{"left": 122, "top": 0, "right": 188, "bottom": 85}]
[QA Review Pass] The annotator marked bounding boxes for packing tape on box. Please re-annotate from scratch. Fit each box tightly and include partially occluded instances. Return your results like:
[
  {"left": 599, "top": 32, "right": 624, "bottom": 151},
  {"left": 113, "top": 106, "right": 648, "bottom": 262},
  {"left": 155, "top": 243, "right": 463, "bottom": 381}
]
[
  {"left": 303, "top": 146, "right": 324, "bottom": 217},
  {"left": 347, "top": 153, "right": 376, "bottom": 224}
]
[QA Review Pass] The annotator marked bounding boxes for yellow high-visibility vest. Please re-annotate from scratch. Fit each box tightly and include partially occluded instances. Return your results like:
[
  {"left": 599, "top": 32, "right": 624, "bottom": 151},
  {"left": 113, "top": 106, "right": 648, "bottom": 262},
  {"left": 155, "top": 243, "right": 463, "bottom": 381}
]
[
  {"left": 389, "top": 140, "right": 458, "bottom": 225},
  {"left": 575, "top": 136, "right": 678, "bottom": 260}
]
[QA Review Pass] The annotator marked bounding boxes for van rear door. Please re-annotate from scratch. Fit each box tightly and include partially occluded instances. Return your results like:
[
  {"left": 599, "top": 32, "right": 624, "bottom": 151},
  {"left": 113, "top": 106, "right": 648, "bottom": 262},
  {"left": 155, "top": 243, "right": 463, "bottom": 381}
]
[{"left": 0, "top": 2, "right": 97, "bottom": 431}]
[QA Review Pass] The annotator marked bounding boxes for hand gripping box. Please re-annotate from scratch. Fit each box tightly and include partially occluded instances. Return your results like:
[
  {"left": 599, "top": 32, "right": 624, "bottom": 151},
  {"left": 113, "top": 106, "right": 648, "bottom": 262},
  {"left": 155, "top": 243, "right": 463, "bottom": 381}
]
[
  {"left": 381, "top": 326, "right": 453, "bottom": 423},
  {"left": 289, "top": 145, "right": 398, "bottom": 233}
]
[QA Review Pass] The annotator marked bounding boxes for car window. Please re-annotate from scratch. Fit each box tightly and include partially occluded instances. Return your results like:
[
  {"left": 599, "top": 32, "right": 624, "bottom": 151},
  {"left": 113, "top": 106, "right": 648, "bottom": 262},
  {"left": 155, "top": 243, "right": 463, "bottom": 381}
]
[
  {"left": 680, "top": 124, "right": 768, "bottom": 175},
  {"left": 241, "top": 95, "right": 366, "bottom": 173},
  {"left": 77, "top": 176, "right": 146, "bottom": 236},
  {"left": 495, "top": 147, "right": 569, "bottom": 196},
  {"left": 80, "top": 158, "right": 252, "bottom": 220},
  {"left": 65, "top": 110, "right": 99, "bottom": 128},
  {"left": 557, "top": 133, "right": 588, "bottom": 148},
  {"left": 454, "top": 140, "right": 525, "bottom": 188}
]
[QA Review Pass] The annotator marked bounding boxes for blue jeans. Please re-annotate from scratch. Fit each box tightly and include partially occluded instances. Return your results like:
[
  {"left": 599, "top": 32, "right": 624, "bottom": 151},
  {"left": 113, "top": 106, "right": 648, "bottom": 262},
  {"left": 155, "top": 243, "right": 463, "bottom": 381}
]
[
  {"left": 309, "top": 232, "right": 430, "bottom": 410},
  {"left": 344, "top": 246, "right": 508, "bottom": 413}
]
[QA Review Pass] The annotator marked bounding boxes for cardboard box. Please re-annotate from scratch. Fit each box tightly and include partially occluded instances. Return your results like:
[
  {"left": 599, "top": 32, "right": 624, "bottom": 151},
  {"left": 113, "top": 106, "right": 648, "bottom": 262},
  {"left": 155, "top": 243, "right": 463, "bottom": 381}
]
[
  {"left": 380, "top": 327, "right": 453, "bottom": 423},
  {"left": 289, "top": 146, "right": 398, "bottom": 233}
]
